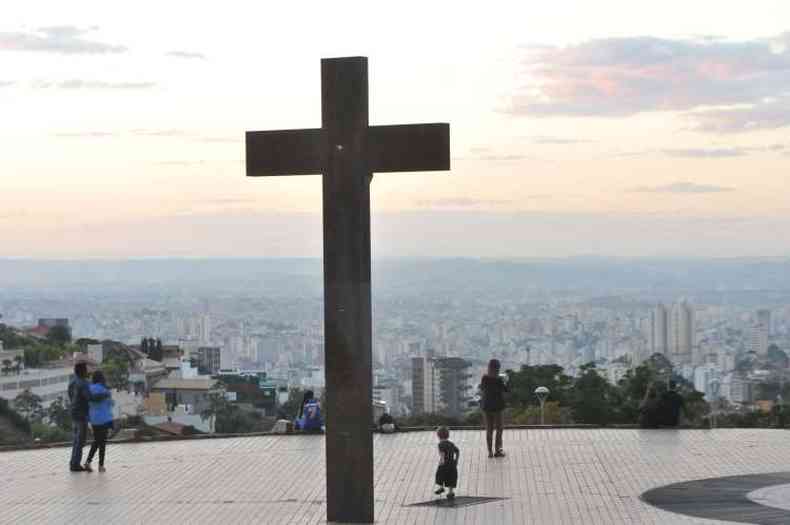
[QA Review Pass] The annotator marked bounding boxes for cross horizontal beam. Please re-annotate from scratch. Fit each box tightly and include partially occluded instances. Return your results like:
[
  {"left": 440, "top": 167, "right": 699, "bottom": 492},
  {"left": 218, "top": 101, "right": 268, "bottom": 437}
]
[
  {"left": 245, "top": 128, "right": 322, "bottom": 176},
  {"left": 245, "top": 123, "right": 449, "bottom": 177},
  {"left": 368, "top": 123, "right": 450, "bottom": 173}
]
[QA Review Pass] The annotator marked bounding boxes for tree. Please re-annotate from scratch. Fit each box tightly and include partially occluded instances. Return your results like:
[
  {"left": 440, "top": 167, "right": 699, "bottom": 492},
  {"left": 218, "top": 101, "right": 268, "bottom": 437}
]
[
  {"left": 200, "top": 388, "right": 257, "bottom": 434},
  {"left": 13, "top": 389, "right": 44, "bottom": 423},
  {"left": 278, "top": 387, "right": 307, "bottom": 419},
  {"left": 510, "top": 401, "right": 565, "bottom": 425},
  {"left": 571, "top": 363, "right": 615, "bottom": 425},
  {"left": 147, "top": 338, "right": 163, "bottom": 362},
  {"left": 768, "top": 345, "right": 789, "bottom": 368},
  {"left": 13, "top": 355, "right": 22, "bottom": 375},
  {"left": 46, "top": 396, "right": 71, "bottom": 431},
  {"left": 46, "top": 325, "right": 72, "bottom": 347},
  {"left": 1, "top": 359, "right": 11, "bottom": 376},
  {"left": 23, "top": 344, "right": 68, "bottom": 368},
  {"left": 103, "top": 357, "right": 130, "bottom": 390},
  {"left": 505, "top": 364, "right": 573, "bottom": 409}
]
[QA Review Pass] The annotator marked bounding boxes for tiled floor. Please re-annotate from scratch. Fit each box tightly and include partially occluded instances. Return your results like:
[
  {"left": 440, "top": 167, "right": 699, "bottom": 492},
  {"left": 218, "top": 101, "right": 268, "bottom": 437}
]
[{"left": 2, "top": 428, "right": 789, "bottom": 524}]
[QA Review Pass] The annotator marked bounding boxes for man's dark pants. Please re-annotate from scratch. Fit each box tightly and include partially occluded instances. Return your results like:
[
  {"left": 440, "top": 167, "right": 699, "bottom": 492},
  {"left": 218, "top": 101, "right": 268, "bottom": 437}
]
[{"left": 70, "top": 419, "right": 88, "bottom": 469}]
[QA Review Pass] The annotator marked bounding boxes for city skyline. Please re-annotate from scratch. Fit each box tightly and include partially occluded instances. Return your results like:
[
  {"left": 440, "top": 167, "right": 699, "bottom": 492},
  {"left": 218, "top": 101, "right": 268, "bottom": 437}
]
[{"left": 2, "top": 1, "right": 790, "bottom": 257}]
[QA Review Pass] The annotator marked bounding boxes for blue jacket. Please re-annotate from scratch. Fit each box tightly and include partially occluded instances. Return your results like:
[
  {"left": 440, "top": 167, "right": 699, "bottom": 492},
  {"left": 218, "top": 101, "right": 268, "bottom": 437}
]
[
  {"left": 88, "top": 383, "right": 113, "bottom": 426},
  {"left": 68, "top": 376, "right": 108, "bottom": 421},
  {"left": 299, "top": 400, "right": 323, "bottom": 431}
]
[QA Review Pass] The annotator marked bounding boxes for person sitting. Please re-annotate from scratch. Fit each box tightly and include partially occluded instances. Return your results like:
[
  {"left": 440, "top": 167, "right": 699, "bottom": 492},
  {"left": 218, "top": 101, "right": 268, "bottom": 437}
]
[
  {"left": 378, "top": 412, "right": 398, "bottom": 433},
  {"left": 639, "top": 383, "right": 661, "bottom": 429},
  {"left": 295, "top": 390, "right": 323, "bottom": 433},
  {"left": 659, "top": 381, "right": 686, "bottom": 427}
]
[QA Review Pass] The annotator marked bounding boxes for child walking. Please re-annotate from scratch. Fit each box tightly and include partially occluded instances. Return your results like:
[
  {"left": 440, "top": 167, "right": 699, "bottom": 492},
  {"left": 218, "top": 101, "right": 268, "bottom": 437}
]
[{"left": 434, "top": 426, "right": 460, "bottom": 500}]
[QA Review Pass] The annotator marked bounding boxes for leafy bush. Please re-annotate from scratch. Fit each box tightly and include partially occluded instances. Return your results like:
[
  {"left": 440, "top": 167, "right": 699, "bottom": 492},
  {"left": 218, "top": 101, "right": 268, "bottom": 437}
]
[
  {"left": 31, "top": 423, "right": 70, "bottom": 443},
  {"left": 0, "top": 398, "right": 31, "bottom": 435}
]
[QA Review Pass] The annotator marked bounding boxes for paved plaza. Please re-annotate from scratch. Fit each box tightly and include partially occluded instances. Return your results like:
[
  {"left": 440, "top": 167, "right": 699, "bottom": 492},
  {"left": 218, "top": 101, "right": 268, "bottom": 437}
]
[{"left": 3, "top": 428, "right": 790, "bottom": 524}]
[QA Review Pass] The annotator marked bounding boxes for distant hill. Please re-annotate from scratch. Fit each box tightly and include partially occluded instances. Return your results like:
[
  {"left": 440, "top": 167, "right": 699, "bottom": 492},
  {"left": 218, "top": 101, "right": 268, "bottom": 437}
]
[{"left": 0, "top": 257, "right": 789, "bottom": 296}]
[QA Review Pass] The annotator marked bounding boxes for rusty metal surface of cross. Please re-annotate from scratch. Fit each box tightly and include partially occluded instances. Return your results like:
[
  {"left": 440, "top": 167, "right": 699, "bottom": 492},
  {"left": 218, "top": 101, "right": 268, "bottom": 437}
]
[{"left": 245, "top": 56, "right": 450, "bottom": 523}]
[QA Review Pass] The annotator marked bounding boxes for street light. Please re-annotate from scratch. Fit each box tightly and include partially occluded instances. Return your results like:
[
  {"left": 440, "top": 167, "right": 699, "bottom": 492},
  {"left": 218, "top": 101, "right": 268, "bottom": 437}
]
[{"left": 535, "top": 386, "right": 550, "bottom": 425}]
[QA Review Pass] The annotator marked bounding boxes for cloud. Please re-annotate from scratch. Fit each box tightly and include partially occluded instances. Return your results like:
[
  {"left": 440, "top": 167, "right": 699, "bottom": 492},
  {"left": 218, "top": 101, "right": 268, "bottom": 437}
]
[
  {"left": 131, "top": 129, "right": 187, "bottom": 137},
  {"left": 0, "top": 210, "right": 27, "bottom": 221},
  {"left": 0, "top": 26, "right": 126, "bottom": 54},
  {"left": 687, "top": 99, "right": 790, "bottom": 133},
  {"left": 463, "top": 147, "right": 534, "bottom": 161},
  {"left": 503, "top": 34, "right": 790, "bottom": 128},
  {"left": 0, "top": 80, "right": 15, "bottom": 88},
  {"left": 33, "top": 79, "right": 156, "bottom": 90},
  {"left": 417, "top": 198, "right": 513, "bottom": 208},
  {"left": 199, "top": 197, "right": 257, "bottom": 206},
  {"left": 54, "top": 131, "right": 117, "bottom": 138},
  {"left": 166, "top": 50, "right": 206, "bottom": 60},
  {"left": 196, "top": 137, "right": 243, "bottom": 144},
  {"left": 152, "top": 160, "right": 206, "bottom": 166},
  {"left": 531, "top": 136, "right": 591, "bottom": 144},
  {"left": 478, "top": 154, "right": 532, "bottom": 161},
  {"left": 630, "top": 181, "right": 734, "bottom": 193},
  {"left": 661, "top": 147, "right": 748, "bottom": 158}
]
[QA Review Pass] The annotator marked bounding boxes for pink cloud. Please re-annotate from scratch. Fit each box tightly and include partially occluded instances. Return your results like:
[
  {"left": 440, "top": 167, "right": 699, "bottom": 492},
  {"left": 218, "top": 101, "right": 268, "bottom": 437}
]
[{"left": 504, "top": 34, "right": 790, "bottom": 125}]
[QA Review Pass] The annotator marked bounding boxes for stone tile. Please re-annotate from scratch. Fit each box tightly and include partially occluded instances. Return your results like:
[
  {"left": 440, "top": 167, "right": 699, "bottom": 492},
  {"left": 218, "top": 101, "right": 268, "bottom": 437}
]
[{"left": 2, "top": 429, "right": 789, "bottom": 524}]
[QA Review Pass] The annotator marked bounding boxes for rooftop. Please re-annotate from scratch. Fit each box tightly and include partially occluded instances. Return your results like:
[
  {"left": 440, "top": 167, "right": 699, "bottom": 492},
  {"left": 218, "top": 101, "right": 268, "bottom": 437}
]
[
  {"left": 149, "top": 378, "right": 216, "bottom": 390},
  {"left": 3, "top": 428, "right": 790, "bottom": 524}
]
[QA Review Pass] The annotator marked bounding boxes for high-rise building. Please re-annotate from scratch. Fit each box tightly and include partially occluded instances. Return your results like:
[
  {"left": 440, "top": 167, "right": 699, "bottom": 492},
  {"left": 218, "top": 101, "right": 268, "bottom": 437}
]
[
  {"left": 757, "top": 309, "right": 772, "bottom": 335},
  {"left": 411, "top": 356, "right": 434, "bottom": 415},
  {"left": 195, "top": 346, "right": 221, "bottom": 375},
  {"left": 650, "top": 304, "right": 669, "bottom": 355},
  {"left": 411, "top": 356, "right": 472, "bottom": 418},
  {"left": 669, "top": 301, "right": 695, "bottom": 363},
  {"left": 200, "top": 315, "right": 212, "bottom": 344},
  {"left": 749, "top": 323, "right": 769, "bottom": 356}
]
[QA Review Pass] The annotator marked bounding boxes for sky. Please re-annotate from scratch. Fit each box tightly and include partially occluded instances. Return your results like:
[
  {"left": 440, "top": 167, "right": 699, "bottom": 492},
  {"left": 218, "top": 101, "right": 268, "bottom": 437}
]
[{"left": 1, "top": 1, "right": 789, "bottom": 258}]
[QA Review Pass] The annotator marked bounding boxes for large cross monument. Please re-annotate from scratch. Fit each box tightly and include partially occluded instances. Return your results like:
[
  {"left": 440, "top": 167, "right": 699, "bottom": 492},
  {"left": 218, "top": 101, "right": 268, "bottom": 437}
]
[{"left": 245, "top": 57, "right": 450, "bottom": 523}]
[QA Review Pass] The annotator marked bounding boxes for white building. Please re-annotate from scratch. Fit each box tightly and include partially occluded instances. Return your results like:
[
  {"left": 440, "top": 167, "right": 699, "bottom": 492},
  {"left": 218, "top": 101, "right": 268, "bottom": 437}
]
[
  {"left": 693, "top": 365, "right": 720, "bottom": 400},
  {"left": 0, "top": 367, "right": 72, "bottom": 407},
  {"left": 749, "top": 323, "right": 769, "bottom": 356},
  {"left": 373, "top": 384, "right": 402, "bottom": 416}
]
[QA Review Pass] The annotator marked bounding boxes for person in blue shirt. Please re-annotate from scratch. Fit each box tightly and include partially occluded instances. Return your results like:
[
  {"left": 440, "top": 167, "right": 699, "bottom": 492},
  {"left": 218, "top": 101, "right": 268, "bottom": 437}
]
[
  {"left": 296, "top": 390, "right": 323, "bottom": 433},
  {"left": 83, "top": 370, "right": 114, "bottom": 472}
]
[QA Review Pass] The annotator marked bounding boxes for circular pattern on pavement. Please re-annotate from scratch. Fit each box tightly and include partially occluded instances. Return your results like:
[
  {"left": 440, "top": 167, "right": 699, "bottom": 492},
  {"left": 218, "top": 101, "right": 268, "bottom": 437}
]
[{"left": 642, "top": 472, "right": 790, "bottom": 524}]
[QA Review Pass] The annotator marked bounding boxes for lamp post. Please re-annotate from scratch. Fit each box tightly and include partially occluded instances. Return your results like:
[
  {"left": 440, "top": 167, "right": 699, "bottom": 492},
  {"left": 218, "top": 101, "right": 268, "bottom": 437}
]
[{"left": 535, "top": 386, "right": 550, "bottom": 425}]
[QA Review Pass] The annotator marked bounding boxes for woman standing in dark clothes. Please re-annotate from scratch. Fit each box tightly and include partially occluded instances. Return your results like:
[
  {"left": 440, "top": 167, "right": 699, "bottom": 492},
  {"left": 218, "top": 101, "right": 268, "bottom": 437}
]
[{"left": 480, "top": 359, "right": 508, "bottom": 458}]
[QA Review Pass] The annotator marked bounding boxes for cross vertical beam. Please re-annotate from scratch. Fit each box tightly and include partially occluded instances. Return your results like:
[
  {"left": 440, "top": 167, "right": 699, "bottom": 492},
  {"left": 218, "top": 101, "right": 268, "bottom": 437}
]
[
  {"left": 321, "top": 57, "right": 374, "bottom": 524},
  {"left": 245, "top": 56, "right": 450, "bottom": 524}
]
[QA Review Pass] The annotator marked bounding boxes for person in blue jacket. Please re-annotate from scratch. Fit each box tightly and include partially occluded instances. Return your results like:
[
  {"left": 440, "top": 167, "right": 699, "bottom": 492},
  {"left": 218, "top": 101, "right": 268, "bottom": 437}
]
[
  {"left": 84, "top": 370, "right": 114, "bottom": 472},
  {"left": 296, "top": 390, "right": 323, "bottom": 433}
]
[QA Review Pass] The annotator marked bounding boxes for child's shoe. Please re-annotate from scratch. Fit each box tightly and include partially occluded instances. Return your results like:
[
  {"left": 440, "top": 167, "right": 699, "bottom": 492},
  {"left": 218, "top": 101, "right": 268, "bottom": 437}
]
[
  {"left": 447, "top": 492, "right": 455, "bottom": 500},
  {"left": 434, "top": 487, "right": 445, "bottom": 495},
  {"left": 82, "top": 462, "right": 93, "bottom": 472}
]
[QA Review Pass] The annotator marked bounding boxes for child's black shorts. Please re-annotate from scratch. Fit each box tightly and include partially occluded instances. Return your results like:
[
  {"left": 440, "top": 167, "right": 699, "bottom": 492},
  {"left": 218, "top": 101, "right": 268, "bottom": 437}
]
[{"left": 435, "top": 464, "right": 458, "bottom": 488}]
